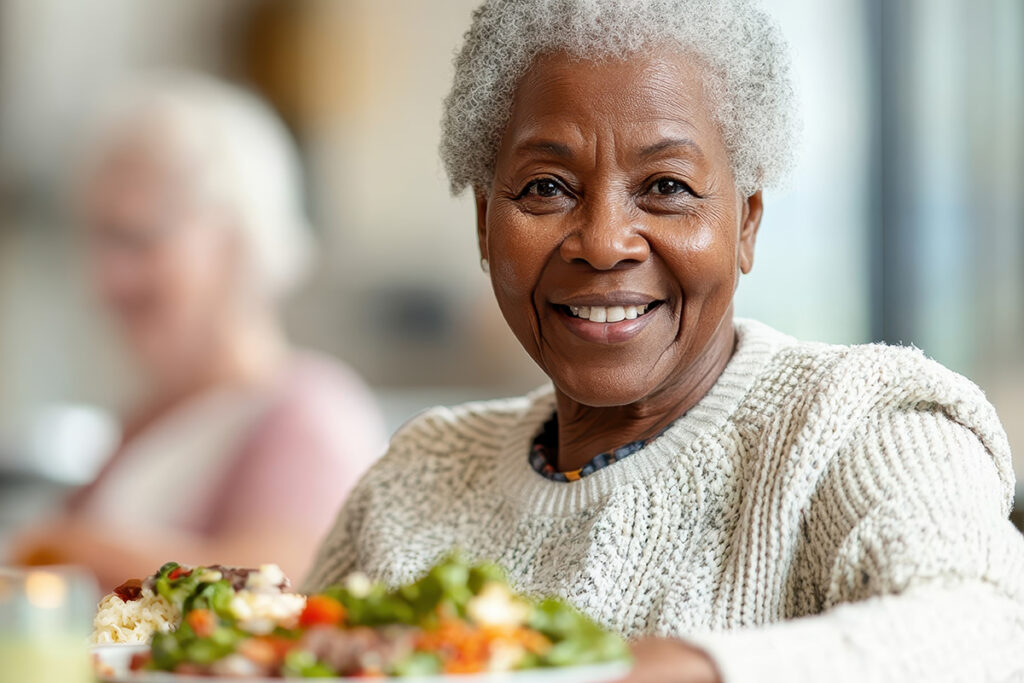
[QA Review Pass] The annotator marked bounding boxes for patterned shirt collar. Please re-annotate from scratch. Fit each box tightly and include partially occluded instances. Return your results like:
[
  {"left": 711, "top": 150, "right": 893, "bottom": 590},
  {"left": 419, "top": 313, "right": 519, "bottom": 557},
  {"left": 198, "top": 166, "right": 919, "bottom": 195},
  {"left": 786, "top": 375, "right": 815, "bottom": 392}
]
[{"left": 528, "top": 414, "right": 672, "bottom": 482}]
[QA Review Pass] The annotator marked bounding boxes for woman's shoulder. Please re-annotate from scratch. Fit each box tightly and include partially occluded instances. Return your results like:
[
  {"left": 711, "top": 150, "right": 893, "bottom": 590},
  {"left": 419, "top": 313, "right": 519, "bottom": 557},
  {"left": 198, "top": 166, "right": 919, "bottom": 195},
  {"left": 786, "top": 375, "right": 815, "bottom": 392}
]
[
  {"left": 738, "top": 318, "right": 987, "bottom": 406},
  {"left": 775, "top": 332, "right": 986, "bottom": 409},
  {"left": 734, "top": 321, "right": 1013, "bottom": 516},
  {"left": 742, "top": 320, "right": 1007, "bottom": 463}
]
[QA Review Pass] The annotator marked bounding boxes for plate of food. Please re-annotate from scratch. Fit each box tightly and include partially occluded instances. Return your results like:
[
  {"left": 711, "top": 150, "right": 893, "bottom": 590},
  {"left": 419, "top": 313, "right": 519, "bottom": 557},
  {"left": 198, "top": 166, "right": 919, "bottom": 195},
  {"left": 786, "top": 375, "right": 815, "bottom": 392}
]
[{"left": 90, "top": 556, "right": 631, "bottom": 681}]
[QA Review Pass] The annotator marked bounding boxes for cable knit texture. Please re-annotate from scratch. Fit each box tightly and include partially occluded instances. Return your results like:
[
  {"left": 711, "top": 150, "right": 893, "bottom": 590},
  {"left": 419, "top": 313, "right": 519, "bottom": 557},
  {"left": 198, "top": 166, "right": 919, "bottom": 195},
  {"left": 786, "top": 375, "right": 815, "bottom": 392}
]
[{"left": 305, "top": 318, "right": 1024, "bottom": 682}]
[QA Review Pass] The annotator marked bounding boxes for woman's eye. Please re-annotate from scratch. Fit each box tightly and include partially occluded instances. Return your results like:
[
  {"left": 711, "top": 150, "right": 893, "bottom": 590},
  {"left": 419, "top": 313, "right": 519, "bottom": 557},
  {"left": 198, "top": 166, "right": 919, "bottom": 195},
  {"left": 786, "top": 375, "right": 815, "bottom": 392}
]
[
  {"left": 650, "top": 178, "right": 691, "bottom": 196},
  {"left": 523, "top": 179, "right": 564, "bottom": 198}
]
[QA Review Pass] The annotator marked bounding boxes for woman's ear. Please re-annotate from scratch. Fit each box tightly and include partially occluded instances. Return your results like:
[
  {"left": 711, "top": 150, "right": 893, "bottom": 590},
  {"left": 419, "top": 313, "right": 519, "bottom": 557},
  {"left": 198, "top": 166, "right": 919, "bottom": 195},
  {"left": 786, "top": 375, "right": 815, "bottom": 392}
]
[
  {"left": 475, "top": 189, "right": 489, "bottom": 262},
  {"left": 738, "top": 190, "right": 763, "bottom": 274}
]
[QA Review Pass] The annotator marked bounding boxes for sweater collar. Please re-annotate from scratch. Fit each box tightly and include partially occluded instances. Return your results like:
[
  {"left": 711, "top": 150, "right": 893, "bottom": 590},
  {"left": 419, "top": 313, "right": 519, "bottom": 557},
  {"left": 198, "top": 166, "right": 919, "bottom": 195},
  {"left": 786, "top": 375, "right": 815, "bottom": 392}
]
[{"left": 491, "top": 318, "right": 790, "bottom": 515}]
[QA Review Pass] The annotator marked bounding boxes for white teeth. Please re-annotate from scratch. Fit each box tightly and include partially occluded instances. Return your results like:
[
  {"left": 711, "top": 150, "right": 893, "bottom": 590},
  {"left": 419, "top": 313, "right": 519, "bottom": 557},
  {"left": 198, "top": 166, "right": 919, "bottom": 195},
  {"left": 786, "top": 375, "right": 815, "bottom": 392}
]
[
  {"left": 606, "top": 306, "right": 626, "bottom": 323},
  {"left": 566, "top": 303, "right": 656, "bottom": 322}
]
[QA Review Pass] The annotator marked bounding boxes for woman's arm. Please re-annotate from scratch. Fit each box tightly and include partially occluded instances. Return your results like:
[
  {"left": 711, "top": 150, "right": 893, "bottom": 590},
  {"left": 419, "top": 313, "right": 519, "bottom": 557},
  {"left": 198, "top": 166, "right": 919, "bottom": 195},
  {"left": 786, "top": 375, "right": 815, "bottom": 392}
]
[
  {"left": 688, "top": 579, "right": 1022, "bottom": 682},
  {"left": 638, "top": 398, "right": 1024, "bottom": 683}
]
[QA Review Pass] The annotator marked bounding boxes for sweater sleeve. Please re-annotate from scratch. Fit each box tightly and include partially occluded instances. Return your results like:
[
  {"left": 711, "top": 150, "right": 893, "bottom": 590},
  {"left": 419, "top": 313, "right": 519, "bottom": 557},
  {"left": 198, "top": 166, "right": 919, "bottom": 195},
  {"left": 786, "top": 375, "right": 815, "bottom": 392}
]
[{"left": 691, "top": 357, "right": 1024, "bottom": 682}]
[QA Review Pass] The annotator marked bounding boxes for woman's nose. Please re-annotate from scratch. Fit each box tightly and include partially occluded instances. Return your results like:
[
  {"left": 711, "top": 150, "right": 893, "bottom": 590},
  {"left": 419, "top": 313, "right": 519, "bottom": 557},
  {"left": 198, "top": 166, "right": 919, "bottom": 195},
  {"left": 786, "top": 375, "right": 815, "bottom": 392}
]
[{"left": 558, "top": 198, "right": 650, "bottom": 270}]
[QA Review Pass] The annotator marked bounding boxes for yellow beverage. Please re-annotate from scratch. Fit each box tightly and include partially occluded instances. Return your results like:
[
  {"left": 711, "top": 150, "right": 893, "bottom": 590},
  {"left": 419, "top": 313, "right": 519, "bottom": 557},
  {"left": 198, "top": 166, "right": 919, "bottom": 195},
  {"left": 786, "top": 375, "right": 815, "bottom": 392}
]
[
  {"left": 0, "top": 567, "right": 99, "bottom": 683},
  {"left": 0, "top": 636, "right": 93, "bottom": 683}
]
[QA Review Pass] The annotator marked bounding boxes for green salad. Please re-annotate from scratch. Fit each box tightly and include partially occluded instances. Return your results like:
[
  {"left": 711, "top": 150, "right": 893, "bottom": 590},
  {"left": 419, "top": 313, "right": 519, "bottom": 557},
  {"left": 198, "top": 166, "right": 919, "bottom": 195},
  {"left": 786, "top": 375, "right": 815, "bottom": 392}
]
[{"left": 127, "top": 555, "right": 629, "bottom": 678}]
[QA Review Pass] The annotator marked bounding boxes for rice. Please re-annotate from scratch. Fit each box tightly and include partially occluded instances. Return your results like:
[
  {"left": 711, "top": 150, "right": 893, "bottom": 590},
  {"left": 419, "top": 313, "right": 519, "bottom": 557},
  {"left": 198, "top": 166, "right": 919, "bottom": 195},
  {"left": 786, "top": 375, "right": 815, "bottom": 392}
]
[
  {"left": 90, "top": 588, "right": 180, "bottom": 644},
  {"left": 90, "top": 564, "right": 306, "bottom": 644}
]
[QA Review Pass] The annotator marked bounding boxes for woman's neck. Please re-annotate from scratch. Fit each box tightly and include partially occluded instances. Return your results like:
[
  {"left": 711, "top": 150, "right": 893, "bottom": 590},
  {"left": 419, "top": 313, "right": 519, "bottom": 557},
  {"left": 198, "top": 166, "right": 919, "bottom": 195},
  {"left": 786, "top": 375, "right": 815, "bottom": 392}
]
[{"left": 553, "top": 316, "right": 736, "bottom": 472}]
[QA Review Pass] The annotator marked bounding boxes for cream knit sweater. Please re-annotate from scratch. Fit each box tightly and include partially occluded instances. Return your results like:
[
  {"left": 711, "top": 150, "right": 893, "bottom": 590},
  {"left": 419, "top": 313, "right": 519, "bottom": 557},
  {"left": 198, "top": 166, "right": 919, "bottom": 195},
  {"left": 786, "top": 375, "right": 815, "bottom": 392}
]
[{"left": 306, "top": 319, "right": 1024, "bottom": 682}]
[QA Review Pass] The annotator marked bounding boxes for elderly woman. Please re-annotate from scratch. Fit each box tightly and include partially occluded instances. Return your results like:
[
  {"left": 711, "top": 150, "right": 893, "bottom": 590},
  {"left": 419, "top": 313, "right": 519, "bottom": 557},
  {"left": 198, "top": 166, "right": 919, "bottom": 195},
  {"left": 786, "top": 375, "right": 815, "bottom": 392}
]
[
  {"left": 305, "top": 1, "right": 1024, "bottom": 681},
  {"left": 13, "top": 73, "right": 384, "bottom": 588}
]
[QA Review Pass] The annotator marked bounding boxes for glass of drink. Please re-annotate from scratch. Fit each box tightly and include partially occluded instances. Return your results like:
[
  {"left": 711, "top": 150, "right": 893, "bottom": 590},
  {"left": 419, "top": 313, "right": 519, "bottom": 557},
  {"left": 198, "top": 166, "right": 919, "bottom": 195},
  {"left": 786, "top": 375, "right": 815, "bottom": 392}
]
[{"left": 0, "top": 565, "right": 99, "bottom": 683}]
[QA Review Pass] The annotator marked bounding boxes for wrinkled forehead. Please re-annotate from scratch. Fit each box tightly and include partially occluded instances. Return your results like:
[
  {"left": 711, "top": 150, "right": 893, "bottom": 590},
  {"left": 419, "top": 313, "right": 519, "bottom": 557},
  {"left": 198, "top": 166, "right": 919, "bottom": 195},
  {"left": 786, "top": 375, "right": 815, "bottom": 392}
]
[{"left": 498, "top": 49, "right": 726, "bottom": 165}]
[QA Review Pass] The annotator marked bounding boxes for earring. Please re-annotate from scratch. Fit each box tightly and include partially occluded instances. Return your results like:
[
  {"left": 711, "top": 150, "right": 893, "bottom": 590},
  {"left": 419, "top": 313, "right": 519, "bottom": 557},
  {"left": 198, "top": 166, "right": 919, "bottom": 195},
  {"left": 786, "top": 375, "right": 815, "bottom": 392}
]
[{"left": 480, "top": 258, "right": 490, "bottom": 274}]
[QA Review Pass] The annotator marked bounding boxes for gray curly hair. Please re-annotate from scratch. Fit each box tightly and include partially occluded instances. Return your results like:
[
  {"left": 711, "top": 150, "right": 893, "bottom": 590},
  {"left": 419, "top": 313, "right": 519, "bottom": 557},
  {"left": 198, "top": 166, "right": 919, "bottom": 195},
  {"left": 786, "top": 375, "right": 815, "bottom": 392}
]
[{"left": 440, "top": 0, "right": 797, "bottom": 197}]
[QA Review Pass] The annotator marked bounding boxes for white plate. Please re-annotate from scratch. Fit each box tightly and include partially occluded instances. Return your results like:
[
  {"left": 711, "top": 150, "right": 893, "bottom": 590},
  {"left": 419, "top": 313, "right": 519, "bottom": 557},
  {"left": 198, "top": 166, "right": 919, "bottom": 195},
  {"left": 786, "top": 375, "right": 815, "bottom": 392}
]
[
  {"left": 91, "top": 644, "right": 630, "bottom": 683},
  {"left": 92, "top": 644, "right": 150, "bottom": 678}
]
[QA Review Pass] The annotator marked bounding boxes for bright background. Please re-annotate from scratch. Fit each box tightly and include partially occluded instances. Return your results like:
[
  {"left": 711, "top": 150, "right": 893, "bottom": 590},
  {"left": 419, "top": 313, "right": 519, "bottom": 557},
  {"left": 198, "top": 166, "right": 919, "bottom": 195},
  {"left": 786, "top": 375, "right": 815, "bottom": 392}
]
[{"left": 0, "top": 0, "right": 1022, "bottom": 537}]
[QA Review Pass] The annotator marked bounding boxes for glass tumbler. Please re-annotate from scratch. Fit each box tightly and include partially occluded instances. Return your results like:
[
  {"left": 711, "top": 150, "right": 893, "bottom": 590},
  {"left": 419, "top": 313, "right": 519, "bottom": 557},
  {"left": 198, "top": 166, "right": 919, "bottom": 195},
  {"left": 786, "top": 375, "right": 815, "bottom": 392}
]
[{"left": 0, "top": 565, "right": 99, "bottom": 683}]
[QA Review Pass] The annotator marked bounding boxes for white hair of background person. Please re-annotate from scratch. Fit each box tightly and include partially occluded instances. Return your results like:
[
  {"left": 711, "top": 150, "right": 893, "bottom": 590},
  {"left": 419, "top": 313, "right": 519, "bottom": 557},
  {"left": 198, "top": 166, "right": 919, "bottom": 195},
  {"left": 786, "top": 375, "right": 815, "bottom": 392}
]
[
  {"left": 441, "top": 0, "right": 799, "bottom": 197},
  {"left": 80, "top": 71, "right": 312, "bottom": 302}
]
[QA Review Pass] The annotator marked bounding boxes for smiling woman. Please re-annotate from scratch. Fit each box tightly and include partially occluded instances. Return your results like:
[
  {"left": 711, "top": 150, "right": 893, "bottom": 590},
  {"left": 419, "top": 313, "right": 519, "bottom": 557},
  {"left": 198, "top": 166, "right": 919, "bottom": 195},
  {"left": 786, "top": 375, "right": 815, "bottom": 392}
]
[
  {"left": 478, "top": 50, "right": 756, "bottom": 467},
  {"left": 304, "top": 1, "right": 1024, "bottom": 682}
]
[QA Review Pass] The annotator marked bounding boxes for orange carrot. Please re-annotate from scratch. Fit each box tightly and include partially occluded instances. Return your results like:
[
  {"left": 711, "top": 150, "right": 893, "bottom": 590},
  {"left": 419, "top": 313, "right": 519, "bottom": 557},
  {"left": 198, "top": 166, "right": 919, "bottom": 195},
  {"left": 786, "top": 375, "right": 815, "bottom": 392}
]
[{"left": 185, "top": 609, "right": 216, "bottom": 638}]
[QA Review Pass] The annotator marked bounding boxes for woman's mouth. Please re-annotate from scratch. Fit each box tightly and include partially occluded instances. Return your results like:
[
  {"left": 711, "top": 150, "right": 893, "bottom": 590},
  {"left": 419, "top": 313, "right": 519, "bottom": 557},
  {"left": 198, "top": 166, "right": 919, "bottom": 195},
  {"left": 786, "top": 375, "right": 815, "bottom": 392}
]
[
  {"left": 563, "top": 302, "right": 658, "bottom": 323},
  {"left": 551, "top": 300, "right": 665, "bottom": 344}
]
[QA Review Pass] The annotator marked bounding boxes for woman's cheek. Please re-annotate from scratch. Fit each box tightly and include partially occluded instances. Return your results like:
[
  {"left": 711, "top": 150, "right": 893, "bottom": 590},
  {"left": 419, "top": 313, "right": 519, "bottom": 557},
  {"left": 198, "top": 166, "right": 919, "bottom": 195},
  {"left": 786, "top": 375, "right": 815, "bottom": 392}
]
[
  {"left": 486, "top": 208, "right": 548, "bottom": 299},
  {"left": 676, "top": 218, "right": 738, "bottom": 293},
  {"left": 485, "top": 207, "right": 551, "bottom": 357}
]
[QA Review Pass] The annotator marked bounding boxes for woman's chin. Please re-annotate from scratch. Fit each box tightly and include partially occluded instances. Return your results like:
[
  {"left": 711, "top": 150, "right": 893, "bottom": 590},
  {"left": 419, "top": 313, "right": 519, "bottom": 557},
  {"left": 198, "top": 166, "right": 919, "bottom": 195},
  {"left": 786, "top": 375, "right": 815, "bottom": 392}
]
[{"left": 551, "top": 370, "right": 662, "bottom": 409}]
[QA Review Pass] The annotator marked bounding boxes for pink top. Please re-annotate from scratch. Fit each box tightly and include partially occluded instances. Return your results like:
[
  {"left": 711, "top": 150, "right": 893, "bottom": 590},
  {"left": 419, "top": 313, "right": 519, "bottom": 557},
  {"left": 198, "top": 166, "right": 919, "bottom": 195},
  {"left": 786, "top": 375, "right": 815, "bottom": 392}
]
[{"left": 71, "top": 353, "right": 385, "bottom": 544}]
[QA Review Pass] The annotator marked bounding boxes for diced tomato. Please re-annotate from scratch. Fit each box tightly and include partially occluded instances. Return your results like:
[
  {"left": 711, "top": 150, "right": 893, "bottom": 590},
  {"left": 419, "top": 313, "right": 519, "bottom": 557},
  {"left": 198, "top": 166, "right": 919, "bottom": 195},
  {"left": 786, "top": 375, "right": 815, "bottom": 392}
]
[
  {"left": 128, "top": 652, "right": 151, "bottom": 671},
  {"left": 185, "top": 608, "right": 217, "bottom": 638},
  {"left": 298, "top": 595, "right": 346, "bottom": 627},
  {"left": 168, "top": 567, "right": 192, "bottom": 580}
]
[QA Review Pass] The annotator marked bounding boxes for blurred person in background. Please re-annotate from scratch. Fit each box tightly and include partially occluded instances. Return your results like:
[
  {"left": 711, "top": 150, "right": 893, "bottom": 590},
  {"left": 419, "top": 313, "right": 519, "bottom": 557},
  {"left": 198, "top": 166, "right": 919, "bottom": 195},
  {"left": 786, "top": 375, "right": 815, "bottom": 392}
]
[{"left": 10, "top": 72, "right": 385, "bottom": 589}]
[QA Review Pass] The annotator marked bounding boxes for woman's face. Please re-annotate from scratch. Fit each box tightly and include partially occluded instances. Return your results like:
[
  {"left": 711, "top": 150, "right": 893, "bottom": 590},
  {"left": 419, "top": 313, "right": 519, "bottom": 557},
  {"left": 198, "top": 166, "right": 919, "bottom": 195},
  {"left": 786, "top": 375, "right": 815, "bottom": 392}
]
[
  {"left": 82, "top": 137, "right": 238, "bottom": 377},
  {"left": 477, "top": 49, "right": 762, "bottom": 408}
]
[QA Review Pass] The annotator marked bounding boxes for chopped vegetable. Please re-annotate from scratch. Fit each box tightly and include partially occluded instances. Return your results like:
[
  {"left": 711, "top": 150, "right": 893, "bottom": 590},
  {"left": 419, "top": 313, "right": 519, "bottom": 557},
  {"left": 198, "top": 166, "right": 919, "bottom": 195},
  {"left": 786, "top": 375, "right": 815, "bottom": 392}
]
[
  {"left": 282, "top": 649, "right": 337, "bottom": 678},
  {"left": 168, "top": 567, "right": 192, "bottom": 581},
  {"left": 185, "top": 609, "right": 217, "bottom": 639},
  {"left": 299, "top": 595, "right": 346, "bottom": 628},
  {"left": 130, "top": 554, "right": 629, "bottom": 677}
]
